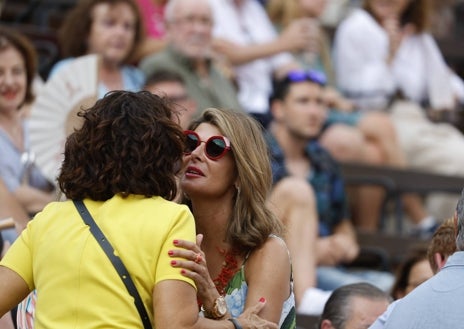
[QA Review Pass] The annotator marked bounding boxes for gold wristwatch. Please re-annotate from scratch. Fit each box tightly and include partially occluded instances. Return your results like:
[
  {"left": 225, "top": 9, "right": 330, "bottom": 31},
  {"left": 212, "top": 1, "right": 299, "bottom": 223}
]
[{"left": 202, "top": 296, "right": 228, "bottom": 319}]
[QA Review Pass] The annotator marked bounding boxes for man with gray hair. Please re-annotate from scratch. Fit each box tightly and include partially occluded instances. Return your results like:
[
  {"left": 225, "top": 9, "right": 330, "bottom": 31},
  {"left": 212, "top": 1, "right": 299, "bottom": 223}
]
[
  {"left": 381, "top": 189, "right": 464, "bottom": 328},
  {"left": 139, "top": 0, "right": 242, "bottom": 118},
  {"left": 319, "top": 283, "right": 391, "bottom": 329}
]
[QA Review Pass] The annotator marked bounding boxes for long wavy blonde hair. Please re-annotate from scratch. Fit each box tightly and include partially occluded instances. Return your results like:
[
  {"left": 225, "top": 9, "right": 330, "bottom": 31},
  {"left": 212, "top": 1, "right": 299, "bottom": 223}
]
[{"left": 186, "top": 108, "right": 284, "bottom": 255}]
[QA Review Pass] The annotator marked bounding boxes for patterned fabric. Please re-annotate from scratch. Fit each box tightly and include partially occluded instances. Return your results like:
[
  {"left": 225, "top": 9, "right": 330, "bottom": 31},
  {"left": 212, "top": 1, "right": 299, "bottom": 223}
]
[
  {"left": 223, "top": 237, "right": 296, "bottom": 329},
  {"left": 16, "top": 290, "right": 37, "bottom": 329},
  {"left": 265, "top": 132, "right": 349, "bottom": 236}
]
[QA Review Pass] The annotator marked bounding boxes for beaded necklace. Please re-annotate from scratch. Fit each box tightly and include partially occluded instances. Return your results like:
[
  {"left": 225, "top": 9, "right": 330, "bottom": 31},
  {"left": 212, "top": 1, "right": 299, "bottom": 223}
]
[
  {"left": 213, "top": 248, "right": 239, "bottom": 295},
  {"left": 198, "top": 248, "right": 239, "bottom": 308}
]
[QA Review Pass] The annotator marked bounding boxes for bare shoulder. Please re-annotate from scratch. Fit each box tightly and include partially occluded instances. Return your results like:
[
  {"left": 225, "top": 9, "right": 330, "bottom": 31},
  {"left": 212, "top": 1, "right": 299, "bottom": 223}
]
[{"left": 248, "top": 235, "right": 291, "bottom": 265}]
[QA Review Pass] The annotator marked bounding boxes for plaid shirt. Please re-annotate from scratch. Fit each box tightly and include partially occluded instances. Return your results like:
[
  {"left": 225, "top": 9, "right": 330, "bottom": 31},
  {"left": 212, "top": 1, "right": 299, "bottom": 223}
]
[{"left": 265, "top": 132, "right": 349, "bottom": 237}]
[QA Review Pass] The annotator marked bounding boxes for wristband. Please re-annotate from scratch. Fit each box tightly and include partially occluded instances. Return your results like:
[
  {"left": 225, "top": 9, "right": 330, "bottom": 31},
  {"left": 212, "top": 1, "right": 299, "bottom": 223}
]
[{"left": 228, "top": 318, "right": 243, "bottom": 329}]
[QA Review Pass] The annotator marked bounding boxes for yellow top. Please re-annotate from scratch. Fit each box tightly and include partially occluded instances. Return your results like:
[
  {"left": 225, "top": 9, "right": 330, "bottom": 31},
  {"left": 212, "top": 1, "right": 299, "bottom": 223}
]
[{"left": 1, "top": 195, "right": 196, "bottom": 328}]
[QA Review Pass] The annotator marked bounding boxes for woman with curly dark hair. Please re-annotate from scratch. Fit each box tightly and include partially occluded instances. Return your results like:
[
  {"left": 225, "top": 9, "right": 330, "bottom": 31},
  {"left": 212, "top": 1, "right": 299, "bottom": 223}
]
[{"left": 0, "top": 91, "right": 275, "bottom": 329}]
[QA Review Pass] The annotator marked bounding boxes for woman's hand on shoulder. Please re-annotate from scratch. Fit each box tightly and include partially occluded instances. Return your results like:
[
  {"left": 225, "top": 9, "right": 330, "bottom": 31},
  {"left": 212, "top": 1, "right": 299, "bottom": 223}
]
[{"left": 168, "top": 234, "right": 218, "bottom": 304}]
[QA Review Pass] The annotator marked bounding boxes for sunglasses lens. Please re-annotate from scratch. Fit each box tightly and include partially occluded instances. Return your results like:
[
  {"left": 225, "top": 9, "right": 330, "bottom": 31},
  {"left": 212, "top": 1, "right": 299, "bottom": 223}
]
[
  {"left": 206, "top": 138, "right": 227, "bottom": 158},
  {"left": 185, "top": 133, "right": 199, "bottom": 153}
]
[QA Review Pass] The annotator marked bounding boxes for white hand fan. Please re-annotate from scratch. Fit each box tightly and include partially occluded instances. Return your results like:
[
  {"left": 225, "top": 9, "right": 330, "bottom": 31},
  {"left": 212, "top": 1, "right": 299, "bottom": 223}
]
[{"left": 29, "top": 54, "right": 100, "bottom": 184}]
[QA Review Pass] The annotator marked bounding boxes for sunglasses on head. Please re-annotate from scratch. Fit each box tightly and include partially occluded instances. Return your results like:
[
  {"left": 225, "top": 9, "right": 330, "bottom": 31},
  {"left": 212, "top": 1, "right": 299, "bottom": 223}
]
[
  {"left": 286, "top": 70, "right": 327, "bottom": 86},
  {"left": 184, "top": 130, "right": 231, "bottom": 160}
]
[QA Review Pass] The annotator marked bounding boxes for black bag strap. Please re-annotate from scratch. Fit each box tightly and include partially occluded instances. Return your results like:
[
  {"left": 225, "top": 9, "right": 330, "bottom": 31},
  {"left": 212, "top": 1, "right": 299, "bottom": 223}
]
[{"left": 73, "top": 200, "right": 152, "bottom": 329}]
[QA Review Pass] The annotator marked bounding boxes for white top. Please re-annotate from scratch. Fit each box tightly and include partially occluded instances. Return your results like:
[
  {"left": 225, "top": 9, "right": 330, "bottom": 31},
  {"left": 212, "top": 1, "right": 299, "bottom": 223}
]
[
  {"left": 208, "top": 0, "right": 294, "bottom": 114},
  {"left": 333, "top": 8, "right": 464, "bottom": 111}
]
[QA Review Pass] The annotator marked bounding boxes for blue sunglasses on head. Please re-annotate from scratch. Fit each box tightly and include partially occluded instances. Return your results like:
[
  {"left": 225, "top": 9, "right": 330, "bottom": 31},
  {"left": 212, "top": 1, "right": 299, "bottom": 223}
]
[{"left": 285, "top": 70, "right": 327, "bottom": 86}]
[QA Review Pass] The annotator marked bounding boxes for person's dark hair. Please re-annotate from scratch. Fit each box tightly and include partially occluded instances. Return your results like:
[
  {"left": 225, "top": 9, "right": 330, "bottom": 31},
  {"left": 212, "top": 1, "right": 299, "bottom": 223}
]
[
  {"left": 269, "top": 69, "right": 326, "bottom": 105},
  {"left": 0, "top": 26, "right": 37, "bottom": 106},
  {"left": 363, "top": 0, "right": 431, "bottom": 33},
  {"left": 58, "top": 0, "right": 144, "bottom": 62},
  {"left": 390, "top": 244, "right": 429, "bottom": 299},
  {"left": 144, "top": 69, "right": 185, "bottom": 88},
  {"left": 58, "top": 90, "right": 184, "bottom": 201},
  {"left": 319, "top": 282, "right": 391, "bottom": 329},
  {"left": 427, "top": 218, "right": 456, "bottom": 273}
]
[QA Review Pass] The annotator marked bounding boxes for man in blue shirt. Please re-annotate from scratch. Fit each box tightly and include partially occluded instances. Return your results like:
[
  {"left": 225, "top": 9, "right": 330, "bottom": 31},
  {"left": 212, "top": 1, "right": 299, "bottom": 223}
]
[
  {"left": 266, "top": 69, "right": 393, "bottom": 315},
  {"left": 380, "top": 190, "right": 464, "bottom": 328}
]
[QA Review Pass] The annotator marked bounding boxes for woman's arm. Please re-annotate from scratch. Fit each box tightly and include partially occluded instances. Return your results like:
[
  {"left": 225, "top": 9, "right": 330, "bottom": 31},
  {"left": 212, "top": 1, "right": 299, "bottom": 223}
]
[
  {"left": 13, "top": 185, "right": 55, "bottom": 215},
  {"left": 243, "top": 237, "right": 292, "bottom": 324},
  {"left": 0, "top": 266, "right": 30, "bottom": 318},
  {"left": 0, "top": 179, "right": 30, "bottom": 233},
  {"left": 212, "top": 19, "right": 314, "bottom": 66},
  {"left": 154, "top": 279, "right": 276, "bottom": 329}
]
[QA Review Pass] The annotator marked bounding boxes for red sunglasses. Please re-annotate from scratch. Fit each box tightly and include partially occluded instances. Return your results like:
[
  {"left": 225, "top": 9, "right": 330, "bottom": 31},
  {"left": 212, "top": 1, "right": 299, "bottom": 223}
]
[{"left": 183, "top": 130, "right": 231, "bottom": 160}]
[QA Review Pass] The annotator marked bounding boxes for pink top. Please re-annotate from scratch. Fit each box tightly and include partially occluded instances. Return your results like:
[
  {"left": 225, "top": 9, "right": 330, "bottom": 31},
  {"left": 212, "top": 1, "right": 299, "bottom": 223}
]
[{"left": 136, "top": 0, "right": 166, "bottom": 39}]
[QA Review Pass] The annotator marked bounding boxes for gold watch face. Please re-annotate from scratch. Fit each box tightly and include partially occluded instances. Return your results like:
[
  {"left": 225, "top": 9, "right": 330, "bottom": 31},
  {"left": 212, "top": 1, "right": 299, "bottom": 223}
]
[{"left": 215, "top": 297, "right": 227, "bottom": 316}]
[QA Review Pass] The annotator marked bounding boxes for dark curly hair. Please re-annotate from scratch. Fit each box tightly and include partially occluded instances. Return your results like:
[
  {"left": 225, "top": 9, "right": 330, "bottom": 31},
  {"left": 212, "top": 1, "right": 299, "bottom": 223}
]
[
  {"left": 58, "top": 0, "right": 144, "bottom": 62},
  {"left": 58, "top": 90, "right": 184, "bottom": 201},
  {"left": 0, "top": 26, "right": 38, "bottom": 106}
]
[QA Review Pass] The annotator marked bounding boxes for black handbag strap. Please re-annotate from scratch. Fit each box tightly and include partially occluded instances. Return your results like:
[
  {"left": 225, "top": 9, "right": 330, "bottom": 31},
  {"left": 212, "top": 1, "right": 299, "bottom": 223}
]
[{"left": 73, "top": 200, "right": 152, "bottom": 329}]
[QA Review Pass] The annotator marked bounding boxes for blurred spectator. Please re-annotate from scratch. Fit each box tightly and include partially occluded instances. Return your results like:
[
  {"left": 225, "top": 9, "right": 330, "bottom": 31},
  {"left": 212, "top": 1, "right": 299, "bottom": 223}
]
[
  {"left": 144, "top": 69, "right": 196, "bottom": 129},
  {"left": 266, "top": 0, "right": 436, "bottom": 235},
  {"left": 390, "top": 245, "right": 433, "bottom": 300},
  {"left": 376, "top": 192, "right": 464, "bottom": 327},
  {"left": 0, "top": 27, "right": 55, "bottom": 237},
  {"left": 266, "top": 69, "right": 394, "bottom": 315},
  {"left": 334, "top": 0, "right": 464, "bottom": 111},
  {"left": 139, "top": 0, "right": 242, "bottom": 118},
  {"left": 333, "top": 0, "right": 464, "bottom": 221},
  {"left": 319, "top": 282, "right": 391, "bottom": 329},
  {"left": 427, "top": 218, "right": 456, "bottom": 273},
  {"left": 53, "top": 0, "right": 145, "bottom": 97},
  {"left": 0, "top": 27, "right": 56, "bottom": 329},
  {"left": 370, "top": 217, "right": 457, "bottom": 329},
  {"left": 208, "top": 0, "right": 313, "bottom": 127}
]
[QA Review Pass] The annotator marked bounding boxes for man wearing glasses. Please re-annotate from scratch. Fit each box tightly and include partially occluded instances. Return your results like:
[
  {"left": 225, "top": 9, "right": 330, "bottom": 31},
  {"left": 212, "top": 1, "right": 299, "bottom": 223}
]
[{"left": 139, "top": 0, "right": 242, "bottom": 118}]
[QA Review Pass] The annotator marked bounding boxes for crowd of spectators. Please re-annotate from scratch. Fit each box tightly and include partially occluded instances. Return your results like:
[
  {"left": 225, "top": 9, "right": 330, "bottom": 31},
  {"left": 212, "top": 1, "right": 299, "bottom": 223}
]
[{"left": 1, "top": 0, "right": 464, "bottom": 328}]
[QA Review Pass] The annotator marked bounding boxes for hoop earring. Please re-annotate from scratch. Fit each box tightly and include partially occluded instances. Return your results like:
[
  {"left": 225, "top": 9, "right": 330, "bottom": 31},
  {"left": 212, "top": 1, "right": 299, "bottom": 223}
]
[{"left": 234, "top": 184, "right": 241, "bottom": 198}]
